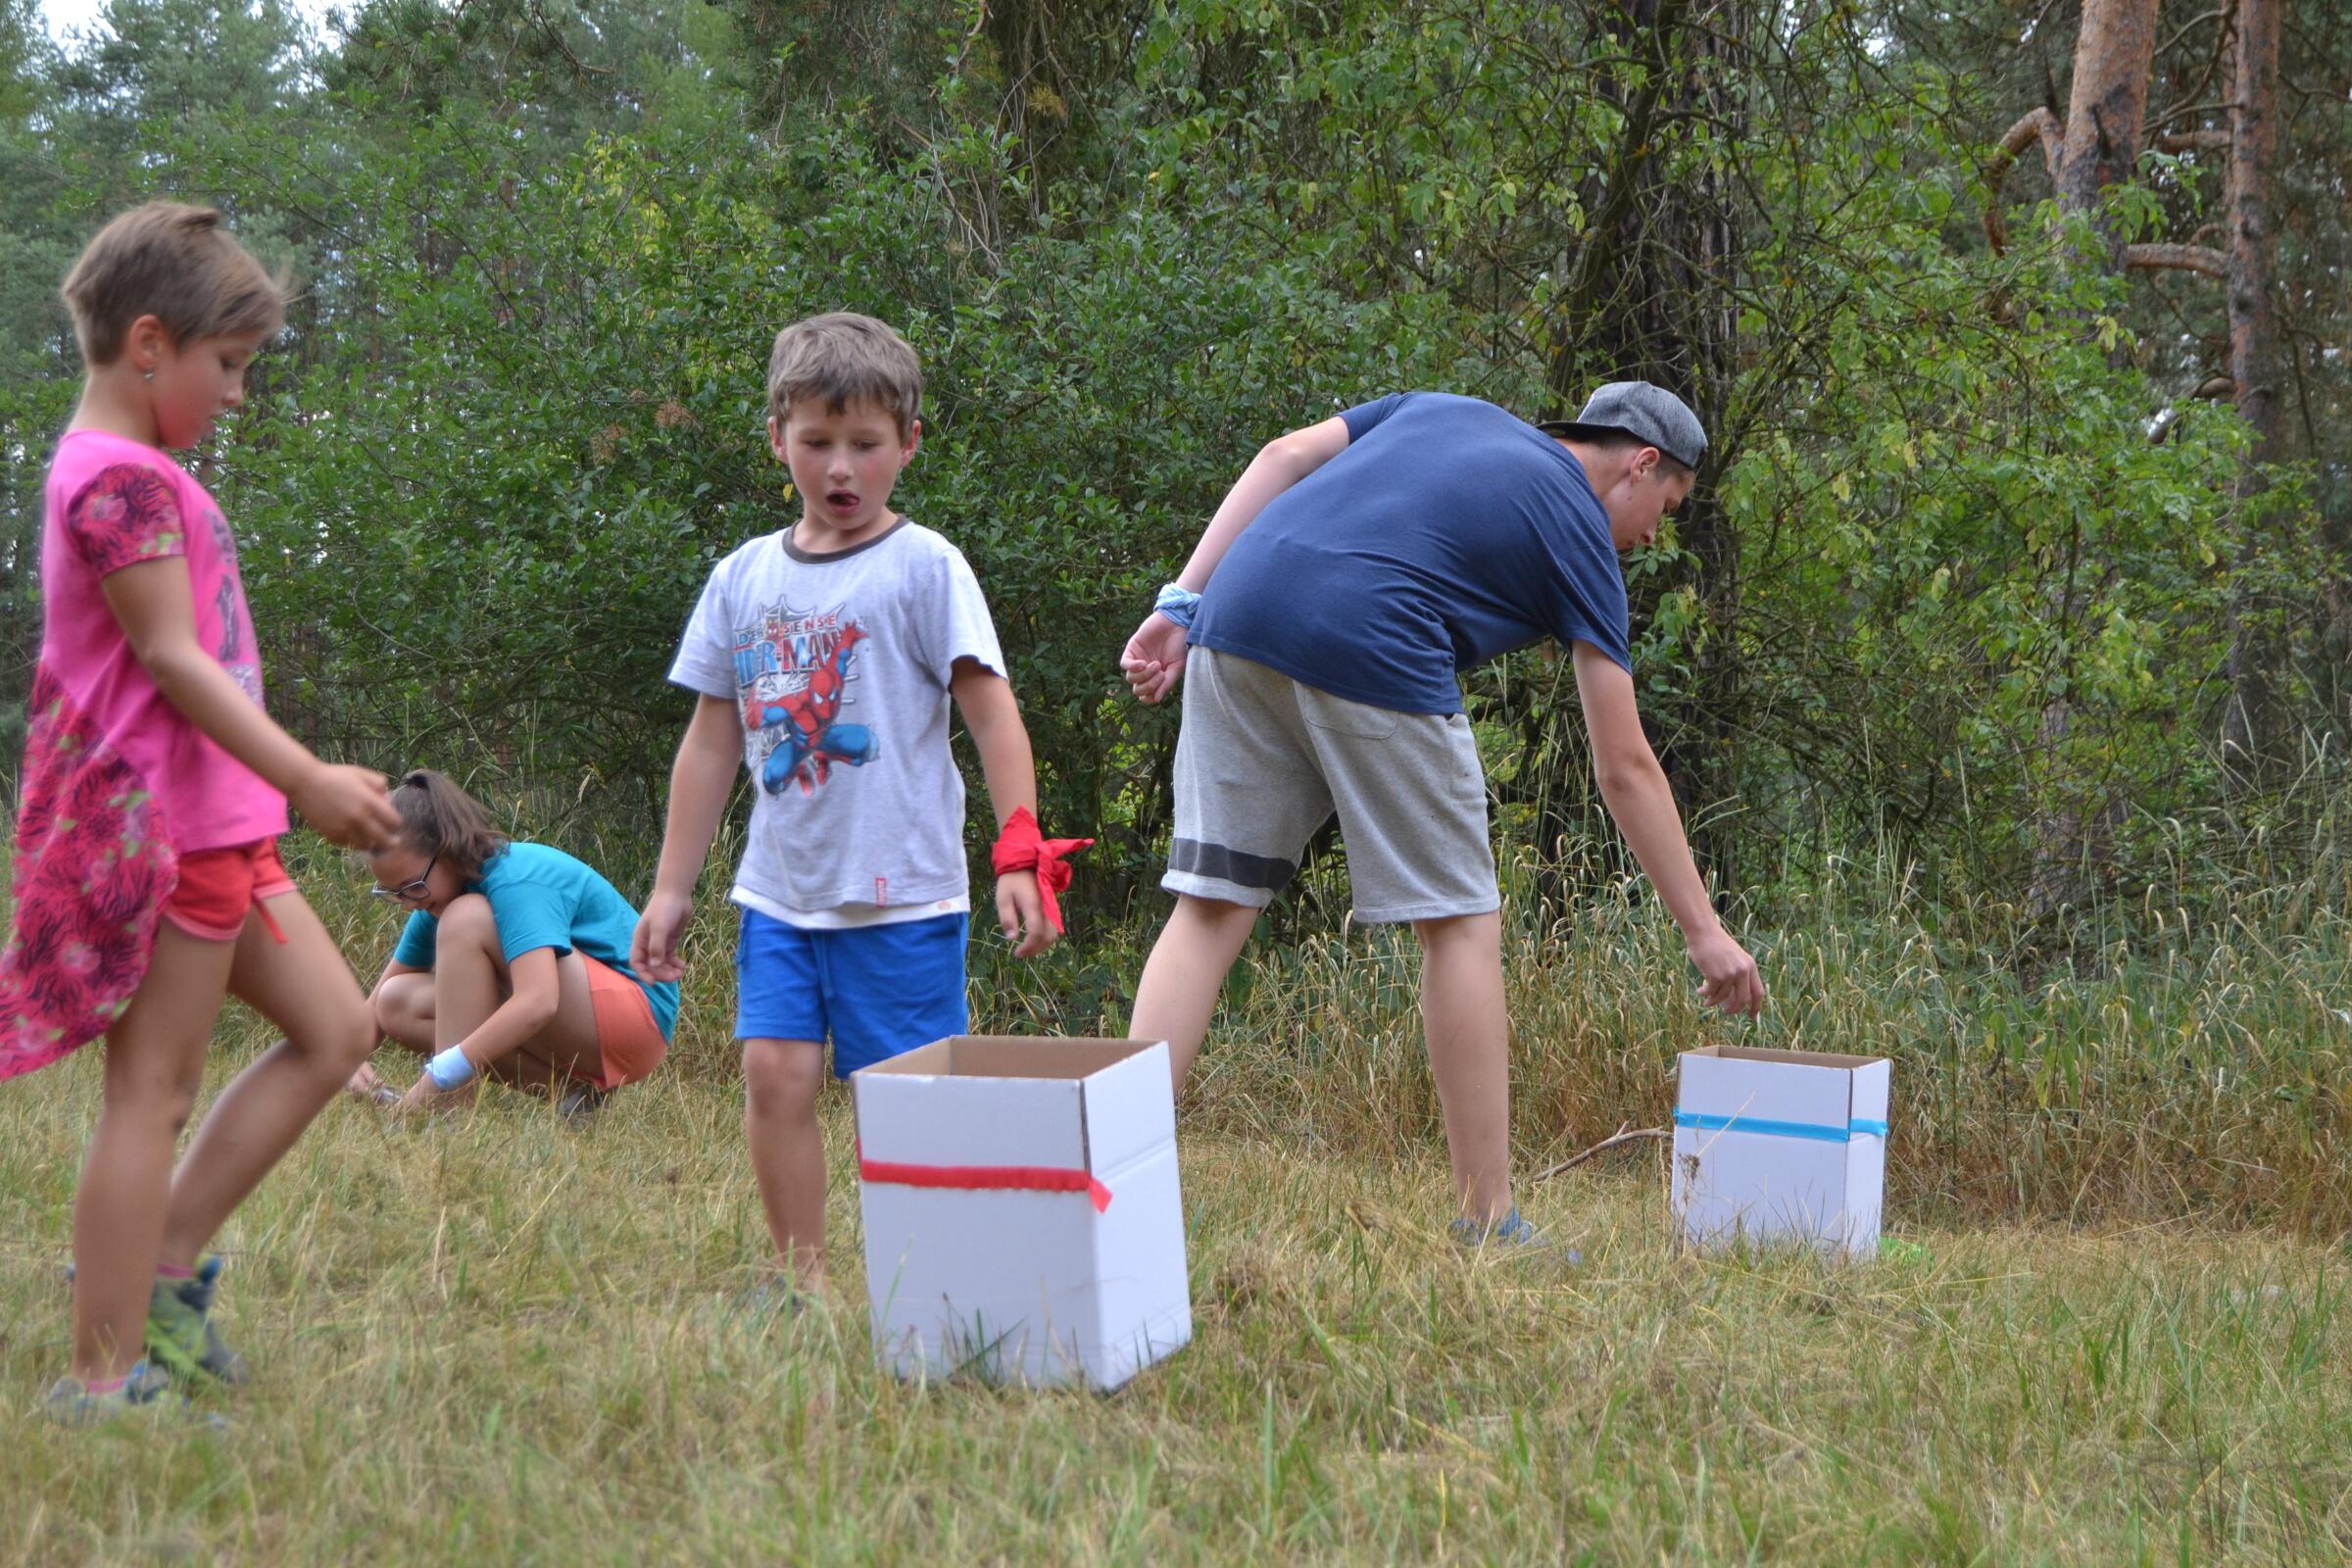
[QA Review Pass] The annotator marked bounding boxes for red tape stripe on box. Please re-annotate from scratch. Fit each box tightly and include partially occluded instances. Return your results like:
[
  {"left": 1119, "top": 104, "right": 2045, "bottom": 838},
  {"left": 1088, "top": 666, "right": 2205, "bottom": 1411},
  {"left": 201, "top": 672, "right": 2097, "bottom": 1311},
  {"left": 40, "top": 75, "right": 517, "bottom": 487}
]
[{"left": 859, "top": 1156, "right": 1112, "bottom": 1212}]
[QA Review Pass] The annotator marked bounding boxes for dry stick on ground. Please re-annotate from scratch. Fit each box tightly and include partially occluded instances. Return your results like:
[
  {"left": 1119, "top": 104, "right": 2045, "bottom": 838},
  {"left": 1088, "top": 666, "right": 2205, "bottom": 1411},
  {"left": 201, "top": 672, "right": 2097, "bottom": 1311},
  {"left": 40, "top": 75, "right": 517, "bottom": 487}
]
[{"left": 1533, "top": 1123, "right": 1670, "bottom": 1182}]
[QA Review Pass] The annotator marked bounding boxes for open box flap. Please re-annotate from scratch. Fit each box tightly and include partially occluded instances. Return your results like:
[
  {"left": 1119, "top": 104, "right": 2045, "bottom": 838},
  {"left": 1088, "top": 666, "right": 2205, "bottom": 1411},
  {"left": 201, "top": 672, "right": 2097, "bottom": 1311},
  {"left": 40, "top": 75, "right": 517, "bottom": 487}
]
[
  {"left": 1680, "top": 1047, "right": 1870, "bottom": 1130},
  {"left": 856, "top": 1035, "right": 1161, "bottom": 1082},
  {"left": 1078, "top": 1042, "right": 1176, "bottom": 1175},
  {"left": 1683, "top": 1044, "right": 1886, "bottom": 1071},
  {"left": 853, "top": 1037, "right": 1173, "bottom": 1171}
]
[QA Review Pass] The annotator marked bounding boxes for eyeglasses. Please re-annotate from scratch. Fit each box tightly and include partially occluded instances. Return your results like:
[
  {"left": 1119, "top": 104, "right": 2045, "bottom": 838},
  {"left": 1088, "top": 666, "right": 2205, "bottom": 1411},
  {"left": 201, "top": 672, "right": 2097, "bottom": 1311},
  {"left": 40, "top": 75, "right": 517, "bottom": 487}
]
[{"left": 370, "top": 850, "right": 438, "bottom": 905}]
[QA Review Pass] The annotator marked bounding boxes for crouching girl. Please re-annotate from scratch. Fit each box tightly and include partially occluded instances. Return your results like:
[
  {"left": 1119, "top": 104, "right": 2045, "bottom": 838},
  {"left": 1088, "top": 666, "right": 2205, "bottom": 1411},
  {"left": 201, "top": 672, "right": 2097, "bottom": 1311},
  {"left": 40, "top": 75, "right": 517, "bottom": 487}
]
[{"left": 350, "top": 770, "right": 677, "bottom": 1117}]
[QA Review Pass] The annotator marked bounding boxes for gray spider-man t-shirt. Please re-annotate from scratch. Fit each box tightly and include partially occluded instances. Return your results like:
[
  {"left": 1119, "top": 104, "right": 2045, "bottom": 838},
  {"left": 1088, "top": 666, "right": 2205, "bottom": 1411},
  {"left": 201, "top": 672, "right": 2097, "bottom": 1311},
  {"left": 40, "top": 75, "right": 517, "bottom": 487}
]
[{"left": 668, "top": 518, "right": 1004, "bottom": 925}]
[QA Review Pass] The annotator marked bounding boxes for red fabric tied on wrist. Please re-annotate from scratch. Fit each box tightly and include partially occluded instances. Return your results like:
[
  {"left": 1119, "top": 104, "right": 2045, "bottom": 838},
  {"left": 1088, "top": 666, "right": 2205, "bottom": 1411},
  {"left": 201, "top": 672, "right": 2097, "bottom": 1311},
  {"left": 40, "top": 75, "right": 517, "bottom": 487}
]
[{"left": 991, "top": 808, "right": 1095, "bottom": 935}]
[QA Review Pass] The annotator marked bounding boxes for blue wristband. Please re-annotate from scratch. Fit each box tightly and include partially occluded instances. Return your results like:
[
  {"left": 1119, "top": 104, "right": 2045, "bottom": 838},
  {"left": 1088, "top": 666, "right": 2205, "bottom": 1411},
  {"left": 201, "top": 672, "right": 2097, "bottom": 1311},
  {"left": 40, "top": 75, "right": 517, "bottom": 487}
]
[
  {"left": 1154, "top": 583, "right": 1201, "bottom": 629},
  {"left": 426, "top": 1045, "right": 477, "bottom": 1091}
]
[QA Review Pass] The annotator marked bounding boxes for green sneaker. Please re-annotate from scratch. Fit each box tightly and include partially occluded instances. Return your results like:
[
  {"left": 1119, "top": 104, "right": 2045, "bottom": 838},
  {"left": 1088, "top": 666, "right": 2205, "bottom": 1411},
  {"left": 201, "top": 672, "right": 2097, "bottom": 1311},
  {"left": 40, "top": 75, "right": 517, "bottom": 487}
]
[
  {"left": 41, "top": 1359, "right": 178, "bottom": 1427},
  {"left": 145, "top": 1255, "right": 248, "bottom": 1387}
]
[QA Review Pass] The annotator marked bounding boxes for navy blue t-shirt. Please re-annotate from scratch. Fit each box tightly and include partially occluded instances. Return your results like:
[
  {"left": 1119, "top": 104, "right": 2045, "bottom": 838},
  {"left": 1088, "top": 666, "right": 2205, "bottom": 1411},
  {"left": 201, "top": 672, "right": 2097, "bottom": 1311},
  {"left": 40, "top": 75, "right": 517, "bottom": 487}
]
[{"left": 1190, "top": 392, "right": 1631, "bottom": 715}]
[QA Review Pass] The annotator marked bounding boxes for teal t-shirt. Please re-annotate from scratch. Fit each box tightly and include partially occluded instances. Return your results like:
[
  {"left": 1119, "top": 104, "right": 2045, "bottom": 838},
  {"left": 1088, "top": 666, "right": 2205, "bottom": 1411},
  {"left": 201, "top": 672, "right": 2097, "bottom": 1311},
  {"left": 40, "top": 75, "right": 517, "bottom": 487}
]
[{"left": 391, "top": 841, "right": 679, "bottom": 1041}]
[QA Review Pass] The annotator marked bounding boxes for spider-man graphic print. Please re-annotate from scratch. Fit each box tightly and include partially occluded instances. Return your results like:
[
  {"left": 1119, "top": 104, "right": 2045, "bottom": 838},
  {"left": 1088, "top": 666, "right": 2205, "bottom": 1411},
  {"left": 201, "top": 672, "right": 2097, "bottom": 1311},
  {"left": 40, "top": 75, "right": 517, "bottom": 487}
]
[{"left": 734, "top": 604, "right": 881, "bottom": 796}]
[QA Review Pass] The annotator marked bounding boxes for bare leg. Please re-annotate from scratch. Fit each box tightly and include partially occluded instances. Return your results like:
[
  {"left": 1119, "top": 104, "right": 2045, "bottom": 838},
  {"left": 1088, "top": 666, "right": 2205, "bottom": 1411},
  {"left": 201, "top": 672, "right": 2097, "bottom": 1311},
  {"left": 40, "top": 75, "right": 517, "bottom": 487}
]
[
  {"left": 427, "top": 893, "right": 604, "bottom": 1092},
  {"left": 742, "top": 1037, "right": 828, "bottom": 1285},
  {"left": 371, "top": 971, "right": 436, "bottom": 1054},
  {"left": 1129, "top": 894, "right": 1260, "bottom": 1089},
  {"left": 1415, "top": 911, "right": 1513, "bottom": 1226},
  {"left": 159, "top": 891, "right": 376, "bottom": 1270},
  {"left": 72, "top": 923, "right": 236, "bottom": 1382},
  {"left": 347, "top": 969, "right": 434, "bottom": 1099}
]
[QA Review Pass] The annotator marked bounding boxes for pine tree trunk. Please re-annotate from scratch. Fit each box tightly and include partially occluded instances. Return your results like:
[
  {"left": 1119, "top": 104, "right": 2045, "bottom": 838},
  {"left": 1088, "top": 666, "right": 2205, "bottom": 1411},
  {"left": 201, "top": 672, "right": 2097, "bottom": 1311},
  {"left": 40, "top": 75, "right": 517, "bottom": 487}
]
[
  {"left": 2024, "top": 0, "right": 2161, "bottom": 921},
  {"left": 2220, "top": 0, "right": 2282, "bottom": 773},
  {"left": 1536, "top": 0, "right": 1744, "bottom": 905},
  {"left": 2052, "top": 0, "right": 2161, "bottom": 250}
]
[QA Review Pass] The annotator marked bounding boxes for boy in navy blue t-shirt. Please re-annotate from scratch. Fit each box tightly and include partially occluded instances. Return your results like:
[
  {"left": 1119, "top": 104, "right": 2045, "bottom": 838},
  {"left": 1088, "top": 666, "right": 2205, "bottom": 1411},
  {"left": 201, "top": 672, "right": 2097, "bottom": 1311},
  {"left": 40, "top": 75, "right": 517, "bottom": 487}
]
[{"left": 1119, "top": 383, "right": 1766, "bottom": 1249}]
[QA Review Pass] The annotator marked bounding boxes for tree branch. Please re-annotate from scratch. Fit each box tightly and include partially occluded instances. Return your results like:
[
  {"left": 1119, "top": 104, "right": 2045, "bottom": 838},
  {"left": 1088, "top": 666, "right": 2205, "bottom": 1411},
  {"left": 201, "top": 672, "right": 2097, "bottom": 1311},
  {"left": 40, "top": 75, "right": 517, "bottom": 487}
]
[
  {"left": 1533, "top": 1123, "right": 1669, "bottom": 1182},
  {"left": 2125, "top": 242, "right": 2229, "bottom": 277},
  {"left": 528, "top": 0, "right": 612, "bottom": 79},
  {"left": 2154, "top": 7, "right": 2229, "bottom": 60},
  {"left": 2146, "top": 98, "right": 2242, "bottom": 133},
  {"left": 1983, "top": 106, "right": 2061, "bottom": 254}
]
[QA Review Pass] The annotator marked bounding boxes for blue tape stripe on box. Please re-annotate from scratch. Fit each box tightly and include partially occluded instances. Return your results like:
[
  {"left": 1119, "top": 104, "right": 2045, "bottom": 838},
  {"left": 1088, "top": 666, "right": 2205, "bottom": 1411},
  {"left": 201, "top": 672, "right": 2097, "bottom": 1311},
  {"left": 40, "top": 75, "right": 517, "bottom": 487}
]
[{"left": 1674, "top": 1110, "right": 1887, "bottom": 1143}]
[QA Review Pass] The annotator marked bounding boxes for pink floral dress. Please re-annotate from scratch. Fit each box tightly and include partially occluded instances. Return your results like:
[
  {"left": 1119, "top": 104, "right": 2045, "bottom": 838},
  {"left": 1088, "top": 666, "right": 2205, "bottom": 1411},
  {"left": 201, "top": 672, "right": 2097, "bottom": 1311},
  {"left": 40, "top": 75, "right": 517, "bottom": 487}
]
[{"left": 0, "top": 433, "right": 286, "bottom": 1077}]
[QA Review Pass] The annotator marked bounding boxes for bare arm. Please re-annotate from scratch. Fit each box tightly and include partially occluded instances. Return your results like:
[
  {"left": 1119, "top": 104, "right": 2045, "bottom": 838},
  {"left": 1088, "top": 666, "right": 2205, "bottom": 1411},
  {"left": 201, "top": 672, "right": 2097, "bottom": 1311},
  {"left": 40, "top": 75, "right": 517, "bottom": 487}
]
[
  {"left": 390, "top": 946, "right": 564, "bottom": 1111},
  {"left": 631, "top": 695, "right": 743, "bottom": 982},
  {"left": 950, "top": 661, "right": 1037, "bottom": 830},
  {"left": 453, "top": 947, "right": 562, "bottom": 1069},
  {"left": 1121, "top": 416, "right": 1353, "bottom": 704},
  {"left": 101, "top": 557, "right": 397, "bottom": 848},
  {"left": 951, "top": 660, "right": 1054, "bottom": 957},
  {"left": 1571, "top": 643, "right": 1765, "bottom": 1015},
  {"left": 1170, "top": 416, "right": 1352, "bottom": 593}
]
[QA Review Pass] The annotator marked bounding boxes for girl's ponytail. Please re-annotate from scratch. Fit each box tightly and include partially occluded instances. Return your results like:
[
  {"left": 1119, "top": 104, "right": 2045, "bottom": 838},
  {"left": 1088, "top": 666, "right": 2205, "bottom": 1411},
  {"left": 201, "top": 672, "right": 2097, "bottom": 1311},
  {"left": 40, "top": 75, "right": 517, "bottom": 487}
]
[{"left": 387, "top": 768, "right": 508, "bottom": 881}]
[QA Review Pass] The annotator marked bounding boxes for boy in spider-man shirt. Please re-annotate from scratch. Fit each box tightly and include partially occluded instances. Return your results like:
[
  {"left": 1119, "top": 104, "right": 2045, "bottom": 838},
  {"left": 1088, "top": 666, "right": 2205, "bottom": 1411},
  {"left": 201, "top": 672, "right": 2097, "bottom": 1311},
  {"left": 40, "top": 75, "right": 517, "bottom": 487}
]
[{"left": 635, "top": 313, "right": 1087, "bottom": 1294}]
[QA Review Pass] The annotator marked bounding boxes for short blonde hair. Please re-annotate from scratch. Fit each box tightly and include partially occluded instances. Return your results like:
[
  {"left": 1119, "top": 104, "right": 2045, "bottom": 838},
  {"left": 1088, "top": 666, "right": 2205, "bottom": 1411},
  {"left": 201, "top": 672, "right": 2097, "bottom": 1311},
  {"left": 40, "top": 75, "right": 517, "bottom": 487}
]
[
  {"left": 62, "top": 202, "right": 288, "bottom": 368},
  {"left": 766, "top": 312, "right": 921, "bottom": 437}
]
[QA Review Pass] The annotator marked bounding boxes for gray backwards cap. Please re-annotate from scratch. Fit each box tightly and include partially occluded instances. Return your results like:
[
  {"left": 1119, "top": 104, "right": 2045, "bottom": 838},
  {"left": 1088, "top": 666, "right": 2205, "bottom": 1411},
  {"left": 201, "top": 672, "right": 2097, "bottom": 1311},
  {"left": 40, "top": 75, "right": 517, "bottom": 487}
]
[{"left": 1538, "top": 381, "right": 1706, "bottom": 470}]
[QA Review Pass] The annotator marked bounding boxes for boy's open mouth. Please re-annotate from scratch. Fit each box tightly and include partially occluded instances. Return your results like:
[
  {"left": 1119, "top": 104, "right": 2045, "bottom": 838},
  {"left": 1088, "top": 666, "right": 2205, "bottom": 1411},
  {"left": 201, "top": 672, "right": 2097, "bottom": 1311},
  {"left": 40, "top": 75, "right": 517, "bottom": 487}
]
[{"left": 827, "top": 490, "right": 859, "bottom": 511}]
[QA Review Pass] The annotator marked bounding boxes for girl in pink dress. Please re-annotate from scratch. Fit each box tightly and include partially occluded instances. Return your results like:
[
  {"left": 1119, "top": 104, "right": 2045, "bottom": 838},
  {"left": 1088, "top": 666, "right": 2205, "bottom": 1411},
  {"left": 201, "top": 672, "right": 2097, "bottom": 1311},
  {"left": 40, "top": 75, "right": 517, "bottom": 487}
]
[{"left": 1, "top": 204, "right": 402, "bottom": 1424}]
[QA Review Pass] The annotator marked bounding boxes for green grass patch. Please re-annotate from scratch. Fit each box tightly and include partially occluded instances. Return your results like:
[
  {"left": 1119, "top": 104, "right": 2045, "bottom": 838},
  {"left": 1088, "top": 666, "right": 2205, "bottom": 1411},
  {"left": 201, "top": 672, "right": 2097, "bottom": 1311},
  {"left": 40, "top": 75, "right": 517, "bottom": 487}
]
[{"left": 4, "top": 846, "right": 2350, "bottom": 1560}]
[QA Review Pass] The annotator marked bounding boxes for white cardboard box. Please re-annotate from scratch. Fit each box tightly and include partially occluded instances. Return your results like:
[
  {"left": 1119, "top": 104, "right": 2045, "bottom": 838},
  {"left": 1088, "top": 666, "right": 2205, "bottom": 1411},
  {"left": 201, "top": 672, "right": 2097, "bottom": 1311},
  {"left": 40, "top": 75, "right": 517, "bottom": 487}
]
[
  {"left": 1671, "top": 1045, "right": 1890, "bottom": 1259},
  {"left": 852, "top": 1036, "right": 1193, "bottom": 1391}
]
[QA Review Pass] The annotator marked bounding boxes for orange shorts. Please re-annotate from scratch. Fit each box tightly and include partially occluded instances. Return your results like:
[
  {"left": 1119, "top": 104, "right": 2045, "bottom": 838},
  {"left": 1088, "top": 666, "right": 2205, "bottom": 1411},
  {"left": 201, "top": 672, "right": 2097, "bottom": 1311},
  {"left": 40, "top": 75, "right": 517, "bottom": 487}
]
[
  {"left": 164, "top": 838, "right": 294, "bottom": 944},
  {"left": 582, "top": 955, "right": 667, "bottom": 1090}
]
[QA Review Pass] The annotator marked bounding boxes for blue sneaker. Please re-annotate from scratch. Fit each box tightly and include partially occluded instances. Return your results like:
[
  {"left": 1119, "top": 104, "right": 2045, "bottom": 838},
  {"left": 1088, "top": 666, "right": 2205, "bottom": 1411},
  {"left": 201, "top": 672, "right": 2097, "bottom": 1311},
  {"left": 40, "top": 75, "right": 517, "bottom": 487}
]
[
  {"left": 725, "top": 1277, "right": 807, "bottom": 1327},
  {"left": 41, "top": 1360, "right": 202, "bottom": 1428},
  {"left": 1448, "top": 1207, "right": 1582, "bottom": 1263}
]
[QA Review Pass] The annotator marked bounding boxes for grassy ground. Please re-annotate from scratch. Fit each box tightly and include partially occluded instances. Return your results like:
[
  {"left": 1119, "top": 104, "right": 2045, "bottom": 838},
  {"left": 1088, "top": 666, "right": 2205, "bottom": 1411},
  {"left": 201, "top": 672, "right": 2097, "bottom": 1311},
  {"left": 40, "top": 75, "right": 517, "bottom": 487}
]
[{"left": 5, "top": 855, "right": 2351, "bottom": 1563}]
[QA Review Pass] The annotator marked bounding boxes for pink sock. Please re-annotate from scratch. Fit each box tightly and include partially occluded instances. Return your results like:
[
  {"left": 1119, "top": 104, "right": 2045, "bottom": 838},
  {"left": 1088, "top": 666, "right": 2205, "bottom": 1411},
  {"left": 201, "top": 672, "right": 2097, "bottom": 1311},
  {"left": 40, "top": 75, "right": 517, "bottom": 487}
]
[
  {"left": 155, "top": 1262, "right": 194, "bottom": 1281},
  {"left": 86, "top": 1371, "right": 130, "bottom": 1395}
]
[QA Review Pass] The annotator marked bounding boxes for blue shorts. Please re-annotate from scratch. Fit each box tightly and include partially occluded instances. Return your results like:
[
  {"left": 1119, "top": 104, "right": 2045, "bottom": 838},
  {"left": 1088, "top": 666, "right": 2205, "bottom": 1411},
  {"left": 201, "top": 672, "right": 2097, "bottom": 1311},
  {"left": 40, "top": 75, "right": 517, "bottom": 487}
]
[{"left": 733, "top": 906, "right": 970, "bottom": 1078}]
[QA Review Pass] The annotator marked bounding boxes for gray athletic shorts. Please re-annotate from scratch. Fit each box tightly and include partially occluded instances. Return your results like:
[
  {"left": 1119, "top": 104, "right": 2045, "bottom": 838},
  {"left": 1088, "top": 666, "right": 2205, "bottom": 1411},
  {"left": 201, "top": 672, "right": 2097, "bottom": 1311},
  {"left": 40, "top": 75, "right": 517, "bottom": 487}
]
[{"left": 1163, "top": 649, "right": 1499, "bottom": 923}]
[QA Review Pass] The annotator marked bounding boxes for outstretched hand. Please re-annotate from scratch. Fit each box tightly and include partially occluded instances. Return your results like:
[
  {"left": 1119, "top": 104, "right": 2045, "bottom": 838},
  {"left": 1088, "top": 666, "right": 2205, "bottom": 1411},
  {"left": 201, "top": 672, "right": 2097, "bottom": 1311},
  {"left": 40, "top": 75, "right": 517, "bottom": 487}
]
[
  {"left": 344, "top": 1060, "right": 396, "bottom": 1104},
  {"left": 291, "top": 763, "right": 400, "bottom": 851},
  {"left": 391, "top": 1074, "right": 468, "bottom": 1117},
  {"left": 1120, "top": 612, "right": 1191, "bottom": 705},
  {"left": 1689, "top": 926, "right": 1766, "bottom": 1017}
]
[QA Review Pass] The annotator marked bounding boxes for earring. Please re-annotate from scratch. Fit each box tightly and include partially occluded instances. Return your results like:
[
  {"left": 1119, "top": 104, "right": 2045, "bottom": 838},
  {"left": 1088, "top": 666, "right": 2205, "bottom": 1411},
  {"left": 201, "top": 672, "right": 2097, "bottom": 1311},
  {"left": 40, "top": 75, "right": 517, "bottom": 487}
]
[{"left": 142, "top": 368, "right": 154, "bottom": 382}]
